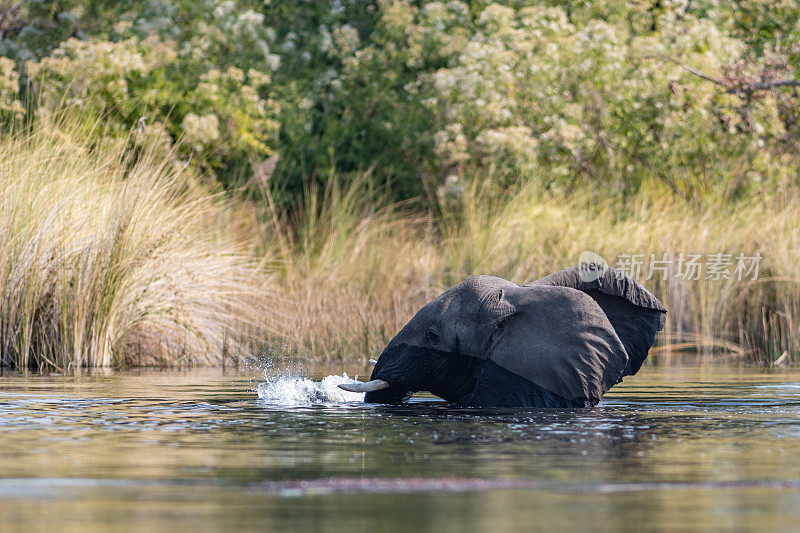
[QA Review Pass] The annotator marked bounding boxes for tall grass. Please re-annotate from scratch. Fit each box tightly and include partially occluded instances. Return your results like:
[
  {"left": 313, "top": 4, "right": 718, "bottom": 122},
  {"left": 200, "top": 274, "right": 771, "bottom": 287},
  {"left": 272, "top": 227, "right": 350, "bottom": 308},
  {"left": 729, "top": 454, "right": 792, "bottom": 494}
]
[
  {"left": 268, "top": 176, "right": 800, "bottom": 364},
  {"left": 0, "top": 118, "right": 274, "bottom": 369},
  {"left": 4, "top": 112, "right": 797, "bottom": 368},
  {"left": 257, "top": 175, "right": 439, "bottom": 362}
]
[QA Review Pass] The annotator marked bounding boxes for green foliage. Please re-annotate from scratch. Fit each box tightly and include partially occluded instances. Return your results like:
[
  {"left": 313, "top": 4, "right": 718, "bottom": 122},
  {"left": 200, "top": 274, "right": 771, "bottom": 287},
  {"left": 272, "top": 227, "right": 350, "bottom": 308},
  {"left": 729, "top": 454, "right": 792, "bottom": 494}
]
[
  {"left": 2, "top": 0, "right": 800, "bottom": 204},
  {"left": 8, "top": 0, "right": 281, "bottom": 182}
]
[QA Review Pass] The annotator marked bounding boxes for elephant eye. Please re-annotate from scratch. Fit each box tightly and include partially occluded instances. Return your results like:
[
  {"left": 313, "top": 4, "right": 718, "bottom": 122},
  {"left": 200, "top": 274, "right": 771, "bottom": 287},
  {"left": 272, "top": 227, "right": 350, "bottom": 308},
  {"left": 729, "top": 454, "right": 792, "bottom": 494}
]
[{"left": 424, "top": 326, "right": 440, "bottom": 344}]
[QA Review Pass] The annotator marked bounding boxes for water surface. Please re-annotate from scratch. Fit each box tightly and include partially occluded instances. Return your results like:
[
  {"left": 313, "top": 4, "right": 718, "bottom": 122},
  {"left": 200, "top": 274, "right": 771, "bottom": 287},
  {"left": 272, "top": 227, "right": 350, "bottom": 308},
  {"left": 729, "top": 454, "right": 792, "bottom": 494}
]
[{"left": 1, "top": 363, "right": 800, "bottom": 531}]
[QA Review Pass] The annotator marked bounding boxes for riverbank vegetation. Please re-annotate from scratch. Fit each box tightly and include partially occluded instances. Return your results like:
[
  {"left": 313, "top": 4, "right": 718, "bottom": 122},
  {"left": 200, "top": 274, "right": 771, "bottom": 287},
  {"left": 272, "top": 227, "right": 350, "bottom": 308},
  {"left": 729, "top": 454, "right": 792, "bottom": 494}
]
[
  {"left": 0, "top": 115, "right": 274, "bottom": 369},
  {"left": 1, "top": 1, "right": 800, "bottom": 367},
  {"left": 269, "top": 174, "right": 800, "bottom": 365}
]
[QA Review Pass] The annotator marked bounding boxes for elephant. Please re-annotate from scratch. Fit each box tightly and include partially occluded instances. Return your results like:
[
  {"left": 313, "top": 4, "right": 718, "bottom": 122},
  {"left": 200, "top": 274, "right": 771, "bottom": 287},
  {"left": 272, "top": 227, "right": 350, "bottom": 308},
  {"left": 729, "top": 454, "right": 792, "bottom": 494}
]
[{"left": 339, "top": 263, "right": 666, "bottom": 408}]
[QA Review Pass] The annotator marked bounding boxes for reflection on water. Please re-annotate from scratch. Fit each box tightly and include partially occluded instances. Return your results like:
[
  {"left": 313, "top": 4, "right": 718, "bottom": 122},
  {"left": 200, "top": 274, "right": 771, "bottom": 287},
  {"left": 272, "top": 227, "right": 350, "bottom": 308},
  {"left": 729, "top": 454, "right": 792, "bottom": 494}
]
[{"left": 1, "top": 364, "right": 800, "bottom": 530}]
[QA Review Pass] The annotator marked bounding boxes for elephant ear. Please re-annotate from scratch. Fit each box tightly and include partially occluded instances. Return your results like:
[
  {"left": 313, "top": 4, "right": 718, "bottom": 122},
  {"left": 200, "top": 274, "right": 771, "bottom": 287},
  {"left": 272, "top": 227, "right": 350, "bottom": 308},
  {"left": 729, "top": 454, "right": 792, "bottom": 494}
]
[
  {"left": 529, "top": 263, "right": 667, "bottom": 377},
  {"left": 481, "top": 284, "right": 630, "bottom": 404}
]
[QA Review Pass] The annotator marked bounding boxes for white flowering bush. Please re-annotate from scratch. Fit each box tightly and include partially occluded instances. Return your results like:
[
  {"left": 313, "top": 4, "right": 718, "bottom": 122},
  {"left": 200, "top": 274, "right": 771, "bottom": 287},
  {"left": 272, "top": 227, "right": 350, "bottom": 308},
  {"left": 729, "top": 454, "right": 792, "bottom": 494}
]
[
  {"left": 182, "top": 66, "right": 279, "bottom": 161},
  {"left": 0, "top": 58, "right": 24, "bottom": 121},
  {"left": 3, "top": 0, "right": 800, "bottom": 201},
  {"left": 27, "top": 36, "right": 177, "bottom": 125},
  {"left": 271, "top": 0, "right": 800, "bottom": 202},
  {"left": 407, "top": 2, "right": 798, "bottom": 195},
  {"left": 180, "top": 112, "right": 220, "bottom": 152},
  {"left": 17, "top": 0, "right": 281, "bottom": 181}
]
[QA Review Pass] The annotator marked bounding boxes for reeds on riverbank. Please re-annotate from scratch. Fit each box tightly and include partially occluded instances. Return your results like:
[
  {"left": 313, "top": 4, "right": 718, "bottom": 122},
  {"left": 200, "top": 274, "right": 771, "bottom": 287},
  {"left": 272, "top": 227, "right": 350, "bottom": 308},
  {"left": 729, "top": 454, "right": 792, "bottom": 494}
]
[
  {"left": 269, "top": 176, "right": 800, "bottom": 365},
  {"left": 3, "top": 113, "right": 798, "bottom": 368},
  {"left": 0, "top": 117, "right": 274, "bottom": 369}
]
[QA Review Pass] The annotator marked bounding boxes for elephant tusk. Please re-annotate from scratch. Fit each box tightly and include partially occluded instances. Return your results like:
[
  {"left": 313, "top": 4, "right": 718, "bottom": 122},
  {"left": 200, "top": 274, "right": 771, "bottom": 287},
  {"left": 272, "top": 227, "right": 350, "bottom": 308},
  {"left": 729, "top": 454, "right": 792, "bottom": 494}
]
[
  {"left": 368, "top": 359, "right": 377, "bottom": 366},
  {"left": 338, "top": 379, "right": 390, "bottom": 393}
]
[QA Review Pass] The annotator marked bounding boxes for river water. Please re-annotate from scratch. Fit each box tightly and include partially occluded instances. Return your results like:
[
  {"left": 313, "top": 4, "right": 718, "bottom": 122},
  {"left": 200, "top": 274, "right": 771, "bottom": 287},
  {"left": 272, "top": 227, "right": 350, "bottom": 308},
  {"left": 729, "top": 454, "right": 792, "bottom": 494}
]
[{"left": 1, "top": 363, "right": 800, "bottom": 531}]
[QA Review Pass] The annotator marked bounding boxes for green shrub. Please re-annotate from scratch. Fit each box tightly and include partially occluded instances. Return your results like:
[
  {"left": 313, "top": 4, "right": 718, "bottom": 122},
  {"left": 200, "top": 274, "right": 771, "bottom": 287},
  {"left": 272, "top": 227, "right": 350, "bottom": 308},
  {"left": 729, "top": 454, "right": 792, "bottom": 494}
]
[
  {"left": 12, "top": 0, "right": 282, "bottom": 183},
  {"left": 2, "top": 1, "right": 800, "bottom": 205}
]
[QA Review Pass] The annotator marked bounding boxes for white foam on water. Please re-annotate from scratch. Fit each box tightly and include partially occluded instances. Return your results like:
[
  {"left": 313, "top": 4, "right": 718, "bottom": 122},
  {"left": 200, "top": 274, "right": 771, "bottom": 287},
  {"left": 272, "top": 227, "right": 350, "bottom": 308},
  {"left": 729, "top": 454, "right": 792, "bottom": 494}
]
[
  {"left": 754, "top": 383, "right": 800, "bottom": 390},
  {"left": 256, "top": 373, "right": 365, "bottom": 406}
]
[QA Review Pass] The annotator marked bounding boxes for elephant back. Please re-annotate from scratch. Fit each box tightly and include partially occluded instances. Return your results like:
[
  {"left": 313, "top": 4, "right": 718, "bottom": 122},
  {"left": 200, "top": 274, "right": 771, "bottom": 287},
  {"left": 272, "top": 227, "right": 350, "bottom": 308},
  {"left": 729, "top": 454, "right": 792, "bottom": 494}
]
[
  {"left": 529, "top": 264, "right": 666, "bottom": 377},
  {"left": 485, "top": 284, "right": 630, "bottom": 404}
]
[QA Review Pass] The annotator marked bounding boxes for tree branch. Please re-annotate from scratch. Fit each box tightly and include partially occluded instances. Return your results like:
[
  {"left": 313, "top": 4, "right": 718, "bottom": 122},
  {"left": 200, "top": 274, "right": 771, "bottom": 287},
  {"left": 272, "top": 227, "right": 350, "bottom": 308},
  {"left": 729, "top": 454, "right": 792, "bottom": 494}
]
[
  {"left": 744, "top": 79, "right": 800, "bottom": 91},
  {"left": 651, "top": 54, "right": 726, "bottom": 85},
  {"left": 651, "top": 54, "right": 800, "bottom": 95}
]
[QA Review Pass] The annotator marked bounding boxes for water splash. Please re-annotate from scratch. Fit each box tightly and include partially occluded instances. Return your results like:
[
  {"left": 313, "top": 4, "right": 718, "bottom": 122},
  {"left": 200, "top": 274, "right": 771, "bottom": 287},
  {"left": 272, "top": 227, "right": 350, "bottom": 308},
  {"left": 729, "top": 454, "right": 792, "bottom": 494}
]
[{"left": 256, "top": 373, "right": 365, "bottom": 406}]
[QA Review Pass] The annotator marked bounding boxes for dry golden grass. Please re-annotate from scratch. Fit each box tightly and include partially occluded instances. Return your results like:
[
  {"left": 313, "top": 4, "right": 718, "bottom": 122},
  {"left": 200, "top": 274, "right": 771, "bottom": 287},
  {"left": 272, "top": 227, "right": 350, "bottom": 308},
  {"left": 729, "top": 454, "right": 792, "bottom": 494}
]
[
  {"left": 4, "top": 114, "right": 797, "bottom": 368},
  {"left": 255, "top": 177, "right": 440, "bottom": 363},
  {"left": 268, "top": 177, "right": 800, "bottom": 364},
  {"left": 0, "top": 118, "right": 275, "bottom": 369}
]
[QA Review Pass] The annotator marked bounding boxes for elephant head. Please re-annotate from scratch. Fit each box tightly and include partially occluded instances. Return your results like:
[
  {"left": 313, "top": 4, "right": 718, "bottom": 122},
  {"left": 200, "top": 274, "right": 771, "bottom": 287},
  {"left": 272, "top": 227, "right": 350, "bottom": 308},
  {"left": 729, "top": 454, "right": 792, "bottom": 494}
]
[{"left": 340, "top": 264, "right": 666, "bottom": 408}]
